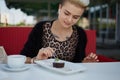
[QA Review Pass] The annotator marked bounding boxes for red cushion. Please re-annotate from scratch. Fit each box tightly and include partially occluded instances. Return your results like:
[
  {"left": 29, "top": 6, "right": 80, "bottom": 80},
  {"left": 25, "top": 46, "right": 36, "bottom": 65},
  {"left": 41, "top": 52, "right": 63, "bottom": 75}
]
[
  {"left": 98, "top": 54, "right": 118, "bottom": 62},
  {"left": 0, "top": 27, "right": 32, "bottom": 55},
  {"left": 85, "top": 30, "right": 96, "bottom": 55}
]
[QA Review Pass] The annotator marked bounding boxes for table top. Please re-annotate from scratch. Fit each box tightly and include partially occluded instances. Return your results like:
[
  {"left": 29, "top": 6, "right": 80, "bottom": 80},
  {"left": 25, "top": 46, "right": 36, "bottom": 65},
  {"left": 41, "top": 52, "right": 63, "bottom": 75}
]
[{"left": 0, "top": 61, "right": 120, "bottom": 80}]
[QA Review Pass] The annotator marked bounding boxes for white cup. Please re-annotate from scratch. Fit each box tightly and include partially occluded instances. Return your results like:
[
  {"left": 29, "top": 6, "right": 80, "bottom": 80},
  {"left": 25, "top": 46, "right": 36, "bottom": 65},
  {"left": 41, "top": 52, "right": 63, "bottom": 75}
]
[{"left": 7, "top": 55, "right": 26, "bottom": 68}]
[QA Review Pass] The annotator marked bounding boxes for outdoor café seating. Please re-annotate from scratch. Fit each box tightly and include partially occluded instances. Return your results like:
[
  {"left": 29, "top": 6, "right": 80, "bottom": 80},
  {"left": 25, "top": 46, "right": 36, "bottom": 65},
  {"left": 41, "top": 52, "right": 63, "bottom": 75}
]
[{"left": 0, "top": 27, "right": 118, "bottom": 62}]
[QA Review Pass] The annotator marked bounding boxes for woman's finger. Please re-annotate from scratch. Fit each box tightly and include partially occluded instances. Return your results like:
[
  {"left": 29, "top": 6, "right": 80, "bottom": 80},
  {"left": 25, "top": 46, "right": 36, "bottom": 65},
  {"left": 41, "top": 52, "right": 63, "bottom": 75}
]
[
  {"left": 89, "top": 53, "right": 98, "bottom": 59},
  {"left": 47, "top": 47, "right": 54, "bottom": 53},
  {"left": 42, "top": 47, "right": 54, "bottom": 57},
  {"left": 94, "top": 56, "right": 98, "bottom": 59}
]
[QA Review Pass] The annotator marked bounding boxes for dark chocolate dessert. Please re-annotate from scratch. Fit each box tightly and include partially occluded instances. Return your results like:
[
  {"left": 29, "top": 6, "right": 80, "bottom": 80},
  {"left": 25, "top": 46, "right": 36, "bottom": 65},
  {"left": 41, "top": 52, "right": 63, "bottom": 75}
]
[{"left": 53, "top": 58, "right": 65, "bottom": 68}]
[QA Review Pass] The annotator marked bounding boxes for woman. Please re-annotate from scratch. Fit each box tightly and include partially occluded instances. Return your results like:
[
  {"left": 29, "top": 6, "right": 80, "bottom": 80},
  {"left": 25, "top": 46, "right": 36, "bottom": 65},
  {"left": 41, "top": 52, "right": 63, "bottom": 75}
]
[{"left": 20, "top": 0, "right": 99, "bottom": 63}]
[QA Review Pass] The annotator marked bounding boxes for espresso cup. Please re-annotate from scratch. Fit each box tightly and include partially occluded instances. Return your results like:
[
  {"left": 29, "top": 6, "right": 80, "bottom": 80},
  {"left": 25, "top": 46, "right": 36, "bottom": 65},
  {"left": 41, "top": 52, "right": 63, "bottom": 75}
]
[{"left": 7, "top": 55, "right": 26, "bottom": 68}]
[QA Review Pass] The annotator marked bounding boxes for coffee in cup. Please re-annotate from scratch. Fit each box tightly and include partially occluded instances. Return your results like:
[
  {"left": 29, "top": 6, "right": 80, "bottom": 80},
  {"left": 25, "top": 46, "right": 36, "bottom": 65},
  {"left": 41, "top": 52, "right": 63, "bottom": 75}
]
[{"left": 7, "top": 55, "right": 26, "bottom": 68}]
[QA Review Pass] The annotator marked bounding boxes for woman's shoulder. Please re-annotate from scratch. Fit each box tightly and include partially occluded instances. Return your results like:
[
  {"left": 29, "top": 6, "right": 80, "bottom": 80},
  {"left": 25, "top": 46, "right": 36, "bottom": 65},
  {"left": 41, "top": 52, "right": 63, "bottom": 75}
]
[
  {"left": 74, "top": 25, "right": 87, "bottom": 44},
  {"left": 34, "top": 20, "right": 51, "bottom": 28},
  {"left": 32, "top": 20, "right": 52, "bottom": 32}
]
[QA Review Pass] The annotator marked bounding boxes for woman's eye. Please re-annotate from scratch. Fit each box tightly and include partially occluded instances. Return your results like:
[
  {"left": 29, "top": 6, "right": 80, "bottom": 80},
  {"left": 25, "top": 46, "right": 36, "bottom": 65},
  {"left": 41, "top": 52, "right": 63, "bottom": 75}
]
[
  {"left": 73, "top": 16, "right": 79, "bottom": 19},
  {"left": 64, "top": 12, "right": 69, "bottom": 15}
]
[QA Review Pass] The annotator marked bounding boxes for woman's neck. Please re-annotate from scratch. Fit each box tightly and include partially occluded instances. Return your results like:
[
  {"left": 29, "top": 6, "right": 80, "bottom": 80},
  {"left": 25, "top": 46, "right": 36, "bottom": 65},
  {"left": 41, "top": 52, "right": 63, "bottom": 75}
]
[
  {"left": 51, "top": 19, "right": 73, "bottom": 41},
  {"left": 52, "top": 19, "right": 72, "bottom": 32}
]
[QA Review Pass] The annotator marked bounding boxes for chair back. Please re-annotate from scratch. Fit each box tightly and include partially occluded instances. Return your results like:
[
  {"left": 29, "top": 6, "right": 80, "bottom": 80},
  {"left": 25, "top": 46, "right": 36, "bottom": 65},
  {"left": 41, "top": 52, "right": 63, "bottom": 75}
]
[
  {"left": 0, "top": 27, "right": 32, "bottom": 55},
  {"left": 0, "top": 27, "right": 96, "bottom": 55},
  {"left": 85, "top": 30, "right": 96, "bottom": 55}
]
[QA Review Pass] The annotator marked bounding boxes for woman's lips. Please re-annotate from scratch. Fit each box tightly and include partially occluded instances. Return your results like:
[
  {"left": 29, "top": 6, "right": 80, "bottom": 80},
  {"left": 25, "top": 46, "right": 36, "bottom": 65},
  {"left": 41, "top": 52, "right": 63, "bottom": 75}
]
[{"left": 64, "top": 21, "right": 71, "bottom": 26}]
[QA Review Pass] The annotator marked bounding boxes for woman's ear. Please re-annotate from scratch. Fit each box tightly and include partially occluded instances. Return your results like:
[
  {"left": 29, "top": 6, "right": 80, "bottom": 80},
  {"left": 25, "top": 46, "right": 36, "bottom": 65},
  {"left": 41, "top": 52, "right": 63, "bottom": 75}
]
[
  {"left": 58, "top": 4, "right": 62, "bottom": 14},
  {"left": 58, "top": 4, "right": 62, "bottom": 10},
  {"left": 58, "top": 9, "right": 60, "bottom": 14}
]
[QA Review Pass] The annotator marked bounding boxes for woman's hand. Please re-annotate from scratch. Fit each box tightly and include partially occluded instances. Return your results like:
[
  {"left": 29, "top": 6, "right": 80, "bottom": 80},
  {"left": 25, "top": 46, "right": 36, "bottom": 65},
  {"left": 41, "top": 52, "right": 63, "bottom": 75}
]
[
  {"left": 36, "top": 47, "right": 54, "bottom": 60},
  {"left": 82, "top": 53, "right": 99, "bottom": 63}
]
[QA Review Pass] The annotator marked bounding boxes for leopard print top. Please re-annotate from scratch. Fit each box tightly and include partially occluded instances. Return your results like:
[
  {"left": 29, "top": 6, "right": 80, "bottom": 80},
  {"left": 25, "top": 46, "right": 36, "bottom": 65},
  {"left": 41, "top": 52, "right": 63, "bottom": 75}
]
[{"left": 42, "top": 22, "right": 78, "bottom": 61}]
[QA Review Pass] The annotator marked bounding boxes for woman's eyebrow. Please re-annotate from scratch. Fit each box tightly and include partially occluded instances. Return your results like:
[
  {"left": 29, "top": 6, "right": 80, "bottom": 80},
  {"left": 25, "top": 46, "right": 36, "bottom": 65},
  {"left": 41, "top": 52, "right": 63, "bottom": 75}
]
[{"left": 64, "top": 9, "right": 70, "bottom": 13}]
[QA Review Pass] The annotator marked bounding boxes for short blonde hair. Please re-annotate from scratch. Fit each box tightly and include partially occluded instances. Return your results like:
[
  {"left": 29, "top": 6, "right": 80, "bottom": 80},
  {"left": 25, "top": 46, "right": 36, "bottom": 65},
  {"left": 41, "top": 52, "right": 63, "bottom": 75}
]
[{"left": 60, "top": 0, "right": 90, "bottom": 8}]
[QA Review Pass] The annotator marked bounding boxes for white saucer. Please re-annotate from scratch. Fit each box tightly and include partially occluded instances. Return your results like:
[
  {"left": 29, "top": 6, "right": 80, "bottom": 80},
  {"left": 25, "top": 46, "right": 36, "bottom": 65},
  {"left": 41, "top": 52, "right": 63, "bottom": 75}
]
[{"left": 2, "top": 65, "right": 30, "bottom": 72}]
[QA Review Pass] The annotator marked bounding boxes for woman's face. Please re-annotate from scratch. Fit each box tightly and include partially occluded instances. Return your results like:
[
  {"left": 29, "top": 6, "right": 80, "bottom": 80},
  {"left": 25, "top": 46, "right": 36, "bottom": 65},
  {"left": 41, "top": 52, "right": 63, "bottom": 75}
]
[{"left": 58, "top": 1, "right": 85, "bottom": 28}]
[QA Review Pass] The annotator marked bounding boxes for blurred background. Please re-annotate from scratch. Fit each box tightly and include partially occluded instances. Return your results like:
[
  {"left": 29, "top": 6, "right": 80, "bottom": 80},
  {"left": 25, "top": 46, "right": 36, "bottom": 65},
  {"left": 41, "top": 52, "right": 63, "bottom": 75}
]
[{"left": 0, "top": 0, "right": 120, "bottom": 60}]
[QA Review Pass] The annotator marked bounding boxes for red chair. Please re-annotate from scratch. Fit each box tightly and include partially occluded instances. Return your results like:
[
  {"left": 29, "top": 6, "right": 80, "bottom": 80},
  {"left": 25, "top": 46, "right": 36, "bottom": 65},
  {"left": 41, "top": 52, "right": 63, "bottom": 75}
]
[
  {"left": 0, "top": 27, "right": 32, "bottom": 55},
  {"left": 0, "top": 27, "right": 118, "bottom": 62},
  {"left": 85, "top": 30, "right": 96, "bottom": 55},
  {"left": 85, "top": 30, "right": 118, "bottom": 62}
]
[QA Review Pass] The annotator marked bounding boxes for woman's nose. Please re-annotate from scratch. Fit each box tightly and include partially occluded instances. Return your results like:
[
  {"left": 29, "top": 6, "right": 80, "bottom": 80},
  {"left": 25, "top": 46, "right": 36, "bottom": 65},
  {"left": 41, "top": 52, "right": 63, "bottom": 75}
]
[{"left": 67, "top": 16, "right": 73, "bottom": 23}]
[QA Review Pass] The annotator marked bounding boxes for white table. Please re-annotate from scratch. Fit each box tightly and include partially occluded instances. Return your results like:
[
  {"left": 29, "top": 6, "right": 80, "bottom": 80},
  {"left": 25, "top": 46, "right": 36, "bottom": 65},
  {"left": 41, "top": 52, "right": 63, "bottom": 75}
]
[{"left": 0, "top": 62, "right": 120, "bottom": 80}]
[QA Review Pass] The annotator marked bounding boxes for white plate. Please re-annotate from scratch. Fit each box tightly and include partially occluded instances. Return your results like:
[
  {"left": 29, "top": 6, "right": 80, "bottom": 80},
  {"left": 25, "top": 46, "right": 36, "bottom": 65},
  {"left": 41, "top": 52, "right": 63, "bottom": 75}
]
[
  {"left": 2, "top": 64, "right": 30, "bottom": 72},
  {"left": 35, "top": 59, "right": 86, "bottom": 74}
]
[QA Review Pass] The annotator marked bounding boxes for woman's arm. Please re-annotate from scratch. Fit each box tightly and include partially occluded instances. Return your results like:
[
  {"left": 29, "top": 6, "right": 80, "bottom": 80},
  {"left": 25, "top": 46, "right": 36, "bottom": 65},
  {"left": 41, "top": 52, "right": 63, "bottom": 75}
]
[{"left": 20, "top": 21, "right": 46, "bottom": 59}]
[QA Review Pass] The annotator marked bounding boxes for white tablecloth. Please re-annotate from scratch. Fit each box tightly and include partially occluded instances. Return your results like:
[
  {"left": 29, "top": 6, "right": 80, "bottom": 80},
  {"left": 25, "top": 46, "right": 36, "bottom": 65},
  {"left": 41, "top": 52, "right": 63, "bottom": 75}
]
[{"left": 0, "top": 62, "right": 120, "bottom": 80}]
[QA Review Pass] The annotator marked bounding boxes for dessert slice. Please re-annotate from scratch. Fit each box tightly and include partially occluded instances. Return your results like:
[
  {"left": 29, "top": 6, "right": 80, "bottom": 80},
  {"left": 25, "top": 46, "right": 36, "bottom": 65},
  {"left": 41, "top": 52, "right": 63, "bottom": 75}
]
[{"left": 53, "top": 58, "right": 65, "bottom": 68}]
